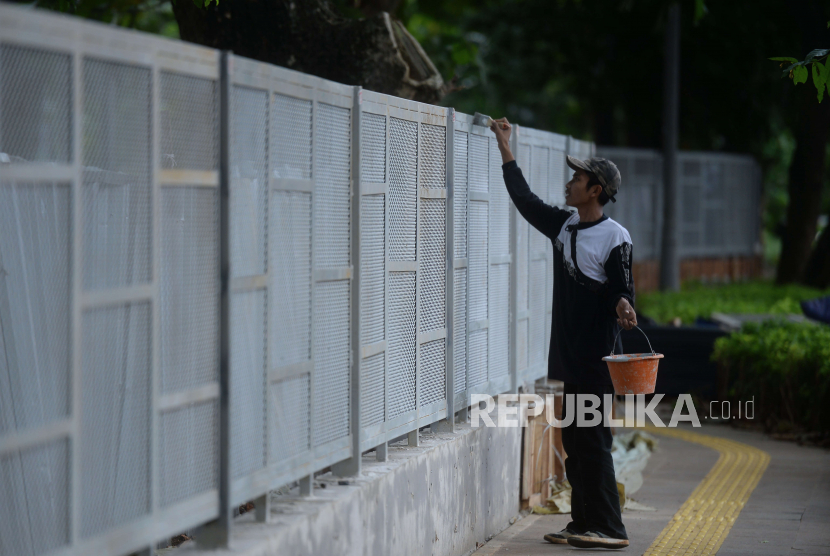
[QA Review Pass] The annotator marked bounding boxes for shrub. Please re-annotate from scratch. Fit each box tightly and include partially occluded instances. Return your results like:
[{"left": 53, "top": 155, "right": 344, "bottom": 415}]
[
  {"left": 637, "top": 280, "right": 829, "bottom": 325},
  {"left": 711, "top": 320, "right": 830, "bottom": 433}
]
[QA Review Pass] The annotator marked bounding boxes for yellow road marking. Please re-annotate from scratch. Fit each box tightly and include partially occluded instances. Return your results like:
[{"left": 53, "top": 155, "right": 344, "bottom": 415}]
[{"left": 643, "top": 427, "right": 770, "bottom": 556}]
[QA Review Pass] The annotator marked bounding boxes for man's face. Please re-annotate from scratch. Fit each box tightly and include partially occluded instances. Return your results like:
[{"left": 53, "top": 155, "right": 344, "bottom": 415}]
[{"left": 564, "top": 168, "right": 601, "bottom": 208}]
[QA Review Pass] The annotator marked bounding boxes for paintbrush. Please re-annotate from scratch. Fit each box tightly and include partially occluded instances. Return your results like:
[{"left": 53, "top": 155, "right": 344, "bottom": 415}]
[{"left": 473, "top": 112, "right": 508, "bottom": 129}]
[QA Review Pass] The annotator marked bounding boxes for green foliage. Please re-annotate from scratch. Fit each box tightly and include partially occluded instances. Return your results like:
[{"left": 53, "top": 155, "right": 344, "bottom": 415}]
[
  {"left": 771, "top": 49, "right": 830, "bottom": 102},
  {"left": 637, "top": 280, "right": 829, "bottom": 325},
  {"left": 35, "top": 0, "right": 179, "bottom": 38},
  {"left": 693, "top": 0, "right": 708, "bottom": 25},
  {"left": 711, "top": 320, "right": 830, "bottom": 432}
]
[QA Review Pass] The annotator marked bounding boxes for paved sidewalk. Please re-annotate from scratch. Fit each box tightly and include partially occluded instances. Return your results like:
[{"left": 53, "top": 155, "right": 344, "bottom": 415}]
[{"left": 474, "top": 424, "right": 830, "bottom": 555}]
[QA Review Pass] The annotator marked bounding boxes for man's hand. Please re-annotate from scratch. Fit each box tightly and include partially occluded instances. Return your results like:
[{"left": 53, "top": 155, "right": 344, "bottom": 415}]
[
  {"left": 490, "top": 117, "right": 512, "bottom": 145},
  {"left": 490, "top": 117, "right": 514, "bottom": 163},
  {"left": 616, "top": 298, "right": 637, "bottom": 330}
]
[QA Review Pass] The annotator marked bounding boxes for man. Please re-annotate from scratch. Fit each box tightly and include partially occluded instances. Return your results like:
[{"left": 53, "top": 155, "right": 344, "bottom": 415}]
[{"left": 491, "top": 118, "right": 635, "bottom": 550}]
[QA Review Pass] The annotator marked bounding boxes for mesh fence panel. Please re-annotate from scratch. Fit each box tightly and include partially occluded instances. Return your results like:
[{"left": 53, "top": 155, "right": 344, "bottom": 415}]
[
  {"left": 489, "top": 139, "right": 509, "bottom": 380},
  {"left": 361, "top": 113, "right": 387, "bottom": 184},
  {"left": 518, "top": 143, "right": 531, "bottom": 176},
  {"left": 360, "top": 352, "right": 385, "bottom": 428},
  {"left": 270, "top": 374, "right": 310, "bottom": 461},
  {"left": 516, "top": 143, "right": 531, "bottom": 374},
  {"left": 315, "top": 103, "right": 351, "bottom": 269},
  {"left": 0, "top": 183, "right": 71, "bottom": 436},
  {"left": 468, "top": 201, "right": 488, "bottom": 322},
  {"left": 82, "top": 59, "right": 152, "bottom": 290},
  {"left": 516, "top": 216, "right": 528, "bottom": 316},
  {"left": 160, "top": 188, "right": 219, "bottom": 393},
  {"left": 230, "top": 289, "right": 266, "bottom": 479},
  {"left": 419, "top": 339, "right": 446, "bottom": 407},
  {"left": 682, "top": 180, "right": 701, "bottom": 245},
  {"left": 703, "top": 161, "right": 725, "bottom": 248},
  {"left": 469, "top": 135, "right": 488, "bottom": 193},
  {"left": 312, "top": 280, "right": 350, "bottom": 446},
  {"left": 387, "top": 272, "right": 416, "bottom": 419},
  {"left": 454, "top": 131, "right": 468, "bottom": 259},
  {"left": 549, "top": 149, "right": 566, "bottom": 206},
  {"left": 467, "top": 329, "right": 487, "bottom": 388},
  {"left": 453, "top": 267, "right": 467, "bottom": 394},
  {"left": 516, "top": 318, "right": 528, "bottom": 373},
  {"left": 360, "top": 195, "right": 385, "bottom": 346},
  {"left": 490, "top": 152, "right": 509, "bottom": 256},
  {"left": 488, "top": 264, "right": 509, "bottom": 379},
  {"left": 530, "top": 146, "right": 548, "bottom": 255},
  {"left": 230, "top": 85, "right": 268, "bottom": 277},
  {"left": 420, "top": 124, "right": 446, "bottom": 189},
  {"left": 419, "top": 197, "right": 446, "bottom": 333},
  {"left": 81, "top": 303, "right": 151, "bottom": 537},
  {"left": 159, "top": 400, "right": 218, "bottom": 508},
  {"left": 160, "top": 73, "right": 217, "bottom": 170},
  {"left": 0, "top": 45, "right": 72, "bottom": 164},
  {"left": 270, "top": 191, "right": 312, "bottom": 368},
  {"left": 529, "top": 259, "right": 546, "bottom": 366},
  {"left": 389, "top": 118, "right": 417, "bottom": 261},
  {"left": 272, "top": 93, "right": 312, "bottom": 179},
  {"left": 0, "top": 439, "right": 69, "bottom": 556}
]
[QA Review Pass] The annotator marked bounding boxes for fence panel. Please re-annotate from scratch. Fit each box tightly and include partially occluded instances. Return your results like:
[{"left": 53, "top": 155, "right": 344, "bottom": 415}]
[
  {"left": 511, "top": 127, "right": 568, "bottom": 385},
  {"left": 488, "top": 137, "right": 511, "bottom": 391},
  {"left": 514, "top": 127, "right": 568, "bottom": 382},
  {"left": 597, "top": 148, "right": 759, "bottom": 262},
  {"left": 357, "top": 91, "right": 448, "bottom": 452},
  {"left": 226, "top": 57, "right": 355, "bottom": 504},
  {"left": 0, "top": 5, "right": 223, "bottom": 555},
  {"left": 595, "top": 147, "right": 662, "bottom": 261},
  {"left": 451, "top": 113, "right": 517, "bottom": 406}
]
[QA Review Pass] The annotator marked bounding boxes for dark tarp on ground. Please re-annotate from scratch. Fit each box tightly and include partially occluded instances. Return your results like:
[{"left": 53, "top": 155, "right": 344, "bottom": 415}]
[{"left": 801, "top": 296, "right": 830, "bottom": 325}]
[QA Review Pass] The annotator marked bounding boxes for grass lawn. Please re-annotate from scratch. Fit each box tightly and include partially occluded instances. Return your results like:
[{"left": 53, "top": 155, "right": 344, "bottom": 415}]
[{"left": 636, "top": 280, "right": 830, "bottom": 325}]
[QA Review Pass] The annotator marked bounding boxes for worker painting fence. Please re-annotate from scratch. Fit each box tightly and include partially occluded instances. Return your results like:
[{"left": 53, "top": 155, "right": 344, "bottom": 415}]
[{"left": 0, "top": 4, "right": 760, "bottom": 555}]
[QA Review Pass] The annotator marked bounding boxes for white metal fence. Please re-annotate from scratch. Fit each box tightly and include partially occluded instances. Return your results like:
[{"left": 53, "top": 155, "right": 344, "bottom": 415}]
[
  {"left": 597, "top": 147, "right": 762, "bottom": 261},
  {"left": 0, "top": 5, "right": 761, "bottom": 556}
]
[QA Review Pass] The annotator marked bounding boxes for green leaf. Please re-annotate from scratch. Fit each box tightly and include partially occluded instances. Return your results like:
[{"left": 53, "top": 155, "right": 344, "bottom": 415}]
[
  {"left": 694, "top": 0, "right": 708, "bottom": 24},
  {"left": 794, "top": 65, "right": 809, "bottom": 85},
  {"left": 812, "top": 62, "right": 826, "bottom": 102},
  {"left": 769, "top": 57, "right": 798, "bottom": 62}
]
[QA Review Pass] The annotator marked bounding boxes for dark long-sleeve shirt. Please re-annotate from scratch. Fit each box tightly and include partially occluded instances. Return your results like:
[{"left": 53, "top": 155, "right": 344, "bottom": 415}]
[{"left": 502, "top": 160, "right": 635, "bottom": 385}]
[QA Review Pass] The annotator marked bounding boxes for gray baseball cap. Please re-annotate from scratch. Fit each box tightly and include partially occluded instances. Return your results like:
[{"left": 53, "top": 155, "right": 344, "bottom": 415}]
[{"left": 566, "top": 155, "right": 621, "bottom": 203}]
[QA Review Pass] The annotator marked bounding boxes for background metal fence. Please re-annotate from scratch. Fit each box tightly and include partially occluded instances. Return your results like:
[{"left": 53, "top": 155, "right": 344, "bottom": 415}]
[
  {"left": 597, "top": 147, "right": 762, "bottom": 261},
  {"left": 0, "top": 5, "right": 761, "bottom": 556}
]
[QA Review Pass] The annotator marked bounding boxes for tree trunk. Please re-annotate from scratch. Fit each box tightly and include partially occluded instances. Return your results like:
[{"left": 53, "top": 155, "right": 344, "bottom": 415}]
[
  {"left": 776, "top": 0, "right": 830, "bottom": 284},
  {"left": 775, "top": 84, "right": 830, "bottom": 283},
  {"left": 802, "top": 225, "right": 830, "bottom": 288},
  {"left": 171, "top": 0, "right": 446, "bottom": 104}
]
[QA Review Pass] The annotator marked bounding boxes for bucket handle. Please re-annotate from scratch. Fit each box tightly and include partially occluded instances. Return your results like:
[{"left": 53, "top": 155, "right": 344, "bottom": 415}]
[{"left": 611, "top": 325, "right": 655, "bottom": 356}]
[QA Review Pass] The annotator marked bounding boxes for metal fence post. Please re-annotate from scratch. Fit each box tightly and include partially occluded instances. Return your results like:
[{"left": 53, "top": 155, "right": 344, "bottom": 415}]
[
  {"left": 332, "top": 85, "right": 362, "bottom": 477},
  {"left": 197, "top": 49, "right": 232, "bottom": 548},
  {"left": 434, "top": 107, "right": 455, "bottom": 433},
  {"left": 509, "top": 125, "right": 520, "bottom": 394}
]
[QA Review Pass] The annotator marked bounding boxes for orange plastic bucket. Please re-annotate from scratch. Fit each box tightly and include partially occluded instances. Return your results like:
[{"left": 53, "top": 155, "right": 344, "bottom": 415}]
[{"left": 602, "top": 326, "right": 664, "bottom": 395}]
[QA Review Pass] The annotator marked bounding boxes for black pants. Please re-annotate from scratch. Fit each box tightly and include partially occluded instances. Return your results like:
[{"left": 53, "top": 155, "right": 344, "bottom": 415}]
[{"left": 562, "top": 382, "right": 628, "bottom": 539}]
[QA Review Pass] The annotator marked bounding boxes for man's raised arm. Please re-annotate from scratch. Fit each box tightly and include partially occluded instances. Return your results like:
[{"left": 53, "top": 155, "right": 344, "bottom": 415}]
[{"left": 490, "top": 118, "right": 570, "bottom": 239}]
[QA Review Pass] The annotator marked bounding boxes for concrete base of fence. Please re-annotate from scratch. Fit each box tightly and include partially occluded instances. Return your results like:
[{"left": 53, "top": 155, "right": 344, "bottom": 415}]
[{"left": 172, "top": 418, "right": 521, "bottom": 556}]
